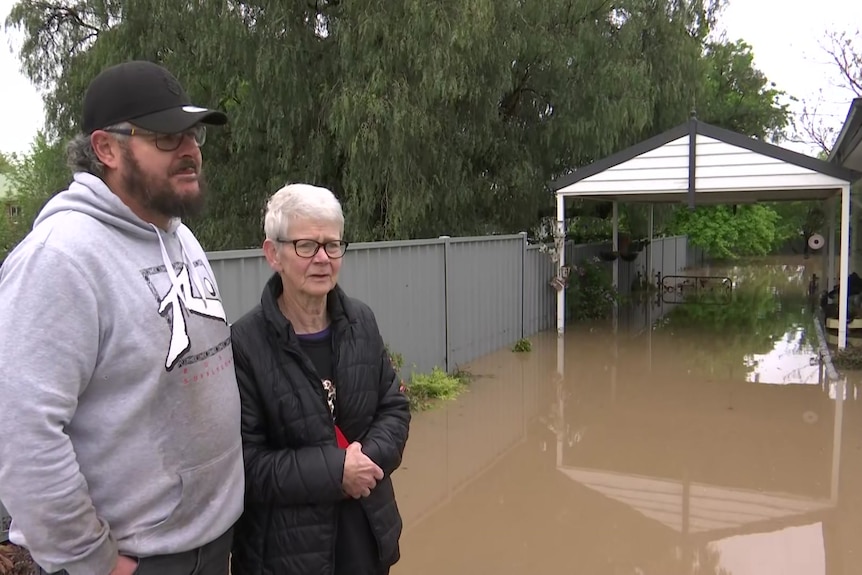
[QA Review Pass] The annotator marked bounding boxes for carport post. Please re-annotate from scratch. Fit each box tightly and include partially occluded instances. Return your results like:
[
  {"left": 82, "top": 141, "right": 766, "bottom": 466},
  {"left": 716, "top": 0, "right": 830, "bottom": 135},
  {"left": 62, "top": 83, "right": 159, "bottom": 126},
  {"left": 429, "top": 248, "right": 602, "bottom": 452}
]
[
  {"left": 648, "top": 204, "right": 654, "bottom": 278},
  {"left": 612, "top": 201, "right": 619, "bottom": 289},
  {"left": 852, "top": 203, "right": 859, "bottom": 273},
  {"left": 828, "top": 197, "right": 836, "bottom": 292},
  {"left": 556, "top": 193, "right": 566, "bottom": 337},
  {"left": 839, "top": 184, "right": 851, "bottom": 349},
  {"left": 830, "top": 376, "right": 844, "bottom": 504},
  {"left": 555, "top": 332, "right": 566, "bottom": 468}
]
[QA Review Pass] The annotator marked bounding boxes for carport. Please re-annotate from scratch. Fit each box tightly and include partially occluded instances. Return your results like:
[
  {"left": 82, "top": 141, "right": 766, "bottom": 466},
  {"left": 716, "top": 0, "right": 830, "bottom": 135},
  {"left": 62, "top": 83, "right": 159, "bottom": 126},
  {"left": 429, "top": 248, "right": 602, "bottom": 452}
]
[{"left": 550, "top": 115, "right": 862, "bottom": 348}]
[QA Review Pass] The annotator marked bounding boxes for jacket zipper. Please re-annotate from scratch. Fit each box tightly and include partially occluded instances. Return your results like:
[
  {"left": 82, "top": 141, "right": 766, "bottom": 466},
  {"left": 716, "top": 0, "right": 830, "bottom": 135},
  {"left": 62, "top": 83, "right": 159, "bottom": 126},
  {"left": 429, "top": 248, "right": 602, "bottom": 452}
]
[
  {"left": 283, "top": 328, "right": 343, "bottom": 573},
  {"left": 283, "top": 343, "right": 337, "bottom": 433},
  {"left": 329, "top": 329, "right": 341, "bottom": 572}
]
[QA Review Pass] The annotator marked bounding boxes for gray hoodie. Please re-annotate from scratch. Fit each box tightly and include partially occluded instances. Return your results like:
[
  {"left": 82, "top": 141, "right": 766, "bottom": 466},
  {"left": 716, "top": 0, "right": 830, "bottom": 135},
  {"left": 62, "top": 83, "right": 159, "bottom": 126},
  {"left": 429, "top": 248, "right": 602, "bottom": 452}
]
[{"left": 0, "top": 172, "right": 244, "bottom": 574}]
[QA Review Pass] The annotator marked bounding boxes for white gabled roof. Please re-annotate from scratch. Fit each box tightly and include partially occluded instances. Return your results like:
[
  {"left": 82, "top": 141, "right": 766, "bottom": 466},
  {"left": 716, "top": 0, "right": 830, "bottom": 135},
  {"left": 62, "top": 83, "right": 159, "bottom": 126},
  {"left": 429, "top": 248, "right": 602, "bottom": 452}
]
[{"left": 551, "top": 119, "right": 861, "bottom": 205}]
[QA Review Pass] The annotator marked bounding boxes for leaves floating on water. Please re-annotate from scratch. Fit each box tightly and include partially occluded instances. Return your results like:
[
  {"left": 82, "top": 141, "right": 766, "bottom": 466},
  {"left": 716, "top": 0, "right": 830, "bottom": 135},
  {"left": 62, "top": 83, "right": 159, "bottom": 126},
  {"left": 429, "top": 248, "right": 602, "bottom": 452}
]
[{"left": 0, "top": 543, "right": 35, "bottom": 575}]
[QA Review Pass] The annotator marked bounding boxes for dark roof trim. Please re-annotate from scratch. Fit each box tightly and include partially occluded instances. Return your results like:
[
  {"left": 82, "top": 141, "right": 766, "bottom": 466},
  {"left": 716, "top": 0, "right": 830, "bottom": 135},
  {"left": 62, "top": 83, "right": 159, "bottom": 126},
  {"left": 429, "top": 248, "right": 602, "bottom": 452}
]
[
  {"left": 829, "top": 98, "right": 862, "bottom": 167},
  {"left": 550, "top": 117, "right": 862, "bottom": 193}
]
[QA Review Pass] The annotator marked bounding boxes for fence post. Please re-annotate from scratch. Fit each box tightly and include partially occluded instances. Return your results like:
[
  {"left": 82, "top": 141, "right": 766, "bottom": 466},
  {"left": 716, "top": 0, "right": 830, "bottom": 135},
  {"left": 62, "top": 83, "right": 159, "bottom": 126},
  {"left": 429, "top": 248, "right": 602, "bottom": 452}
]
[
  {"left": 520, "top": 231, "right": 527, "bottom": 339},
  {"left": 440, "top": 236, "right": 452, "bottom": 373},
  {"left": 1, "top": 498, "right": 9, "bottom": 542}
]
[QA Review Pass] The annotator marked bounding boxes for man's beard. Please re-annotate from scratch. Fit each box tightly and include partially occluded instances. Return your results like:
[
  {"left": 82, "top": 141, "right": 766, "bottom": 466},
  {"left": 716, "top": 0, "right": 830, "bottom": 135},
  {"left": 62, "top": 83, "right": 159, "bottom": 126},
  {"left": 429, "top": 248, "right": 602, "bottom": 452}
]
[{"left": 120, "top": 146, "right": 208, "bottom": 221}]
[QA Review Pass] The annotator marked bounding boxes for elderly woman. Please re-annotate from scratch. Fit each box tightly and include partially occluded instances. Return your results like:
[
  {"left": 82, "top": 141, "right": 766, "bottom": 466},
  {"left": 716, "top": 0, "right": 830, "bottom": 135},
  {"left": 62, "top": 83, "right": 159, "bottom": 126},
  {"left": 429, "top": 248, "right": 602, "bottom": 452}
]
[{"left": 229, "top": 183, "right": 411, "bottom": 575}]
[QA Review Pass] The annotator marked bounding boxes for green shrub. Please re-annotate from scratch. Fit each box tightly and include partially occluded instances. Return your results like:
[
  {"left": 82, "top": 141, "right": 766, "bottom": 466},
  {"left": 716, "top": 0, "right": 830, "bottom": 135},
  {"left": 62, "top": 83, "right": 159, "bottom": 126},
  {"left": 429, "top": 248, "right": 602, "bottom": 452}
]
[
  {"left": 512, "top": 338, "right": 532, "bottom": 352},
  {"left": 567, "top": 257, "right": 619, "bottom": 321},
  {"left": 385, "top": 344, "right": 471, "bottom": 411}
]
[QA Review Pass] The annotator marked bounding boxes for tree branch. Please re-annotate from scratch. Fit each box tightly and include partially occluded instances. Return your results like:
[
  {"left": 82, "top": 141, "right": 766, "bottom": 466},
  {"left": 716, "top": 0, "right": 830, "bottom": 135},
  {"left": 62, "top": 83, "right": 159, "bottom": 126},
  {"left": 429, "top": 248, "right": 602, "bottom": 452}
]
[
  {"left": 823, "top": 30, "right": 862, "bottom": 97},
  {"left": 789, "top": 97, "right": 833, "bottom": 156},
  {"left": 30, "top": 2, "right": 102, "bottom": 34}
]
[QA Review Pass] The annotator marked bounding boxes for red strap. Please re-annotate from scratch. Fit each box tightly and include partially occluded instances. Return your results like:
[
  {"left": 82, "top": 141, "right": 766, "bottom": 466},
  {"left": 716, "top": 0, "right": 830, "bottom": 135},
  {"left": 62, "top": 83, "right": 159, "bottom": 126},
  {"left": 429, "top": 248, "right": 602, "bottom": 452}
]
[{"left": 334, "top": 424, "right": 349, "bottom": 449}]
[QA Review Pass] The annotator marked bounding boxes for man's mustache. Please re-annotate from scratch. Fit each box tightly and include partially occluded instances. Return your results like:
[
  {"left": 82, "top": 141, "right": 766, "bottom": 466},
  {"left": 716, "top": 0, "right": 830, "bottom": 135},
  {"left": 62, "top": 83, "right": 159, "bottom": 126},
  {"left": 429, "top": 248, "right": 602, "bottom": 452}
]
[{"left": 171, "top": 158, "right": 200, "bottom": 175}]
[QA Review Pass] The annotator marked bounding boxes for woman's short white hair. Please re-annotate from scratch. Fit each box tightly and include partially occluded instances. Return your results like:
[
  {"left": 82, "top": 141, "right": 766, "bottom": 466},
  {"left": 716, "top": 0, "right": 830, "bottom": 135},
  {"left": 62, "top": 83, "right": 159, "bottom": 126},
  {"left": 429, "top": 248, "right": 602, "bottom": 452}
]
[{"left": 263, "top": 183, "right": 344, "bottom": 240}]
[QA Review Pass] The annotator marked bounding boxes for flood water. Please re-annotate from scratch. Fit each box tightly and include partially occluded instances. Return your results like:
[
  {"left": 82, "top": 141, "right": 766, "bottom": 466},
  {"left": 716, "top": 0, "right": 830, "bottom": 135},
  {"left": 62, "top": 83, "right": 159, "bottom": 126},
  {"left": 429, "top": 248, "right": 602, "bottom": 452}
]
[{"left": 391, "top": 256, "right": 862, "bottom": 575}]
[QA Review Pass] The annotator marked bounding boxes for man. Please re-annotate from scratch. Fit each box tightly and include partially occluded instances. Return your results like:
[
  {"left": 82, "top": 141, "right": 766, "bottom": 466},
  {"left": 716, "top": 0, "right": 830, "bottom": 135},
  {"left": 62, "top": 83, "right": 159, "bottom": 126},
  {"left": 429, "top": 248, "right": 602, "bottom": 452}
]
[{"left": 0, "top": 61, "right": 244, "bottom": 575}]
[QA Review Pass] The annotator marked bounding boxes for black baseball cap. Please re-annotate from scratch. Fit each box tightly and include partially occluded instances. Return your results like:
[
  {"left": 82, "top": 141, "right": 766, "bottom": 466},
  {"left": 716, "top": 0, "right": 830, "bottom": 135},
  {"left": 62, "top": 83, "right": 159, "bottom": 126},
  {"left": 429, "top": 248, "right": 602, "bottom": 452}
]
[{"left": 82, "top": 60, "right": 227, "bottom": 135}]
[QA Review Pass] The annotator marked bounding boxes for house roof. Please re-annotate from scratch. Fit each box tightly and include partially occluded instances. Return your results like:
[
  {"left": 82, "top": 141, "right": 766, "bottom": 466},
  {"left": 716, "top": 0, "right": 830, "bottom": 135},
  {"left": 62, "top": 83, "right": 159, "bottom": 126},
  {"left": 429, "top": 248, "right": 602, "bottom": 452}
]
[
  {"left": 829, "top": 98, "right": 862, "bottom": 172},
  {"left": 0, "top": 174, "right": 13, "bottom": 202},
  {"left": 550, "top": 117, "right": 862, "bottom": 205}
]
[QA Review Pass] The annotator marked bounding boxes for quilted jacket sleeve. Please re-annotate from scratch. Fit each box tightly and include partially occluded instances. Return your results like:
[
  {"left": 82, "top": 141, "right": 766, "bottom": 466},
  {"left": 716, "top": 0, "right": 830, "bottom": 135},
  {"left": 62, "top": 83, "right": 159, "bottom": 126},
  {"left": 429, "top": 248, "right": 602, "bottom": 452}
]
[
  {"left": 356, "top": 309, "right": 411, "bottom": 476},
  {"left": 233, "top": 332, "right": 347, "bottom": 506}
]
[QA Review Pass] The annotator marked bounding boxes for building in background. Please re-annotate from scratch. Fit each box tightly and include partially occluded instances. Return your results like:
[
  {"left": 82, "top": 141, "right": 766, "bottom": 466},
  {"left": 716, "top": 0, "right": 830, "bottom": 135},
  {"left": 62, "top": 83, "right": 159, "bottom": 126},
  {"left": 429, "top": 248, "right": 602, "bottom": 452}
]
[{"left": 0, "top": 174, "right": 20, "bottom": 222}]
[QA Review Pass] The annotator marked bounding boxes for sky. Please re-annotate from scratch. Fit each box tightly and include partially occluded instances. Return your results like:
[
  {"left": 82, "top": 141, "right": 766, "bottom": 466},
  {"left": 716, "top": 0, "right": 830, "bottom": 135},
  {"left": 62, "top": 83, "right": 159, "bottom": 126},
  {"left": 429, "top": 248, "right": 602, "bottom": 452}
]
[
  {"left": 1, "top": 0, "right": 861, "bottom": 157},
  {"left": 714, "top": 0, "right": 862, "bottom": 155}
]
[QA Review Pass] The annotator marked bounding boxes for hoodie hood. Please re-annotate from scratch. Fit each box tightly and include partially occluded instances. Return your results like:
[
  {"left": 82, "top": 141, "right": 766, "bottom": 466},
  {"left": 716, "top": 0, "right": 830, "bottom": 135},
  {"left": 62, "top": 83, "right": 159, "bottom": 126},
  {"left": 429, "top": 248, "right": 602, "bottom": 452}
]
[
  {"left": 36, "top": 172, "right": 212, "bottom": 320},
  {"left": 35, "top": 171, "right": 182, "bottom": 238}
]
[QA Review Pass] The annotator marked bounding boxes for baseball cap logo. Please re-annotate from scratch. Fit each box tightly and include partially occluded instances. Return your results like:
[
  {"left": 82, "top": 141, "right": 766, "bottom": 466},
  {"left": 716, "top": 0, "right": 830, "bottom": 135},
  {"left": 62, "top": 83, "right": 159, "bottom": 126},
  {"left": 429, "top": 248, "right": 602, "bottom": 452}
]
[{"left": 182, "top": 106, "right": 208, "bottom": 113}]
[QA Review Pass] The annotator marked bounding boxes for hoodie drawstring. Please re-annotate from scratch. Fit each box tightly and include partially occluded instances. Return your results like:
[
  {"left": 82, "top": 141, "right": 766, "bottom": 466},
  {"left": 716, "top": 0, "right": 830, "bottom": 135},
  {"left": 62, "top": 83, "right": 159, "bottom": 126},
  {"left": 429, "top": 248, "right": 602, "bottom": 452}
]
[
  {"left": 151, "top": 224, "right": 209, "bottom": 310},
  {"left": 175, "top": 231, "right": 210, "bottom": 310}
]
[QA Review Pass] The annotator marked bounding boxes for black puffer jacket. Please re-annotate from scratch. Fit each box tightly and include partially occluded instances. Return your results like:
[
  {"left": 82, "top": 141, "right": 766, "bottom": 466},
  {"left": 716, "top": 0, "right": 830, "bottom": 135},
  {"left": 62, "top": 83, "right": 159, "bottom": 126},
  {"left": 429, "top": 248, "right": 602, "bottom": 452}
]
[{"left": 230, "top": 273, "right": 411, "bottom": 575}]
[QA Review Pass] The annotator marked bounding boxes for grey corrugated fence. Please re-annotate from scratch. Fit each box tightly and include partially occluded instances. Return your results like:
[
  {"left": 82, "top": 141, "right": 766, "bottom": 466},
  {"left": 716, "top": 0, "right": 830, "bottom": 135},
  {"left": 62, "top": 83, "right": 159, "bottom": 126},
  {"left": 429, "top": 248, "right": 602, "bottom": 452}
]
[{"left": 207, "top": 234, "right": 693, "bottom": 375}]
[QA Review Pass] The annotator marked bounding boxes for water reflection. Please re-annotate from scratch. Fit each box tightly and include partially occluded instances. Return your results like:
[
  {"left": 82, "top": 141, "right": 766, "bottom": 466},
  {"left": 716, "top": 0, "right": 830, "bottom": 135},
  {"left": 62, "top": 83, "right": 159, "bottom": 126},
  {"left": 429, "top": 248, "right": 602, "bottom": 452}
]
[
  {"left": 392, "top": 257, "right": 860, "bottom": 575},
  {"left": 652, "top": 260, "right": 821, "bottom": 386},
  {"left": 744, "top": 326, "right": 821, "bottom": 385},
  {"left": 710, "top": 523, "right": 826, "bottom": 574}
]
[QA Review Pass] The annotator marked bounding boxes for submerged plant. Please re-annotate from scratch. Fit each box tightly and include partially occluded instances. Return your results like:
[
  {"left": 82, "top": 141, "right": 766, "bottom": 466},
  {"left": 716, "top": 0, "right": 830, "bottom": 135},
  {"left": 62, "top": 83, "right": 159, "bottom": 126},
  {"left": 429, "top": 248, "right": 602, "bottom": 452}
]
[
  {"left": 512, "top": 338, "right": 532, "bottom": 352},
  {"left": 385, "top": 344, "right": 471, "bottom": 411},
  {"left": 832, "top": 346, "right": 862, "bottom": 371},
  {"left": 567, "top": 257, "right": 619, "bottom": 321}
]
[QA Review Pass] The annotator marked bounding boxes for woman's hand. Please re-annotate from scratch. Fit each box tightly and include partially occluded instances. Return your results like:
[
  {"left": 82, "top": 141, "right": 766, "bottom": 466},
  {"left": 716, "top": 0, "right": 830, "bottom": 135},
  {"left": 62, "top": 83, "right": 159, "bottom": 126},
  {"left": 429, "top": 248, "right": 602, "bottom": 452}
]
[
  {"left": 342, "top": 442, "right": 384, "bottom": 498},
  {"left": 110, "top": 555, "right": 138, "bottom": 575}
]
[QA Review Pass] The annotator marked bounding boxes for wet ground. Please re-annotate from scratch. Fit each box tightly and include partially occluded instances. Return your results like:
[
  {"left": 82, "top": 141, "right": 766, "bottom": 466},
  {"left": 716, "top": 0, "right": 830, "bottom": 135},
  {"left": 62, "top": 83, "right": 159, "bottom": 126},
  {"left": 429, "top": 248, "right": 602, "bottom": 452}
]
[{"left": 391, "top": 256, "right": 862, "bottom": 575}]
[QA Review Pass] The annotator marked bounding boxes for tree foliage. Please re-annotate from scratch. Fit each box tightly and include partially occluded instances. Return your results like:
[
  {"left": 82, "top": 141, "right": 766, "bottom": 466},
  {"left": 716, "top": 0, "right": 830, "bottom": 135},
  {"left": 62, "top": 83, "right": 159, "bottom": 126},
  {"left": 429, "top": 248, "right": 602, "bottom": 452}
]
[
  {"left": 0, "top": 154, "right": 12, "bottom": 174},
  {"left": 768, "top": 201, "right": 826, "bottom": 251},
  {"left": 0, "top": 133, "right": 69, "bottom": 260},
  {"left": 4, "top": 0, "right": 792, "bottom": 251},
  {"left": 664, "top": 204, "right": 780, "bottom": 259},
  {"left": 695, "top": 39, "right": 792, "bottom": 140}
]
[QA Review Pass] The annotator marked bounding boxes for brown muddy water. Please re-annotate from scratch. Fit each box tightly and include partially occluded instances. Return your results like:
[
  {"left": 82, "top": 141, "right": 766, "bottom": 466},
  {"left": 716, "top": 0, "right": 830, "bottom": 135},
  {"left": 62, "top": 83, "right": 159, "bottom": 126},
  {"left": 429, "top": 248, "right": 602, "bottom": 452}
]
[{"left": 391, "top": 256, "right": 862, "bottom": 575}]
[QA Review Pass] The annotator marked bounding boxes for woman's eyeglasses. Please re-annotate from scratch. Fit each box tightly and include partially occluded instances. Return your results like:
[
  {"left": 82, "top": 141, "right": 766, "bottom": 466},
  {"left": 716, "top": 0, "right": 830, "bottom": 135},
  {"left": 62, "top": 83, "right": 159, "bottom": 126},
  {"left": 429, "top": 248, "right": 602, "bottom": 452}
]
[{"left": 276, "top": 239, "right": 350, "bottom": 259}]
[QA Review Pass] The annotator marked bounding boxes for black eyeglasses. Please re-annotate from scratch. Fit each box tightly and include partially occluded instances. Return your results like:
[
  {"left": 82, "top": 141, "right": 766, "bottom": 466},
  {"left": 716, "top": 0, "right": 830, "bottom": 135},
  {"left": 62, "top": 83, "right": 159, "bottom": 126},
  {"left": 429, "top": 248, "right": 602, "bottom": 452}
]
[
  {"left": 102, "top": 125, "right": 207, "bottom": 151},
  {"left": 276, "top": 238, "right": 349, "bottom": 259}
]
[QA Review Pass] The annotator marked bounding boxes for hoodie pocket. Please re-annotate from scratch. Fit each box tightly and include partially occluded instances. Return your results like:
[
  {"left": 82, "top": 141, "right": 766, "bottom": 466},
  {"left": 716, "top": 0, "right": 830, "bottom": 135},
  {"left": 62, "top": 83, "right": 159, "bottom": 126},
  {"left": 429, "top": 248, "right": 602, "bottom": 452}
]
[{"left": 137, "top": 444, "right": 242, "bottom": 544}]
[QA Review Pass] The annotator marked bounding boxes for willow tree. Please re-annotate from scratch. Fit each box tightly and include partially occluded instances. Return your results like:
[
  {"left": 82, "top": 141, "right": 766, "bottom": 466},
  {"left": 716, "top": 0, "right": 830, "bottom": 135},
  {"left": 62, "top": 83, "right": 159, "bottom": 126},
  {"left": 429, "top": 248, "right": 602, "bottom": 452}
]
[{"left": 7, "top": 0, "right": 725, "bottom": 249}]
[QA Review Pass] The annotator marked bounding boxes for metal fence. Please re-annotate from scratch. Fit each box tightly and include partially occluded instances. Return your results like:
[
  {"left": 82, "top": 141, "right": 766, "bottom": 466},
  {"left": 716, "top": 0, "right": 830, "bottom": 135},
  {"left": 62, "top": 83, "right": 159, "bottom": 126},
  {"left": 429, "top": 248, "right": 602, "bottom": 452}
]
[
  {"left": 207, "top": 234, "right": 693, "bottom": 375},
  {"left": 0, "top": 505, "right": 8, "bottom": 543}
]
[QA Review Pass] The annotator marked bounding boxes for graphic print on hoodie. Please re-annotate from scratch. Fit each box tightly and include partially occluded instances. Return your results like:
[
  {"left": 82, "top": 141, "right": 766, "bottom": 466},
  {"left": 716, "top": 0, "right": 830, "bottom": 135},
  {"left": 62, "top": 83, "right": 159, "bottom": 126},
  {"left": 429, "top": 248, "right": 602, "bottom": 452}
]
[
  {"left": 0, "top": 172, "right": 245, "bottom": 575},
  {"left": 145, "top": 257, "right": 228, "bottom": 372}
]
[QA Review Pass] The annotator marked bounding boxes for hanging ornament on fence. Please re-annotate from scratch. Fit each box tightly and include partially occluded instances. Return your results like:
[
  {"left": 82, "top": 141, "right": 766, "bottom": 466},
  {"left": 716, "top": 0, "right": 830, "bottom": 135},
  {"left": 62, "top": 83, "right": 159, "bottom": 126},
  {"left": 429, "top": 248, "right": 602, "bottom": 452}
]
[
  {"left": 549, "top": 267, "right": 572, "bottom": 292},
  {"left": 808, "top": 233, "right": 825, "bottom": 251}
]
